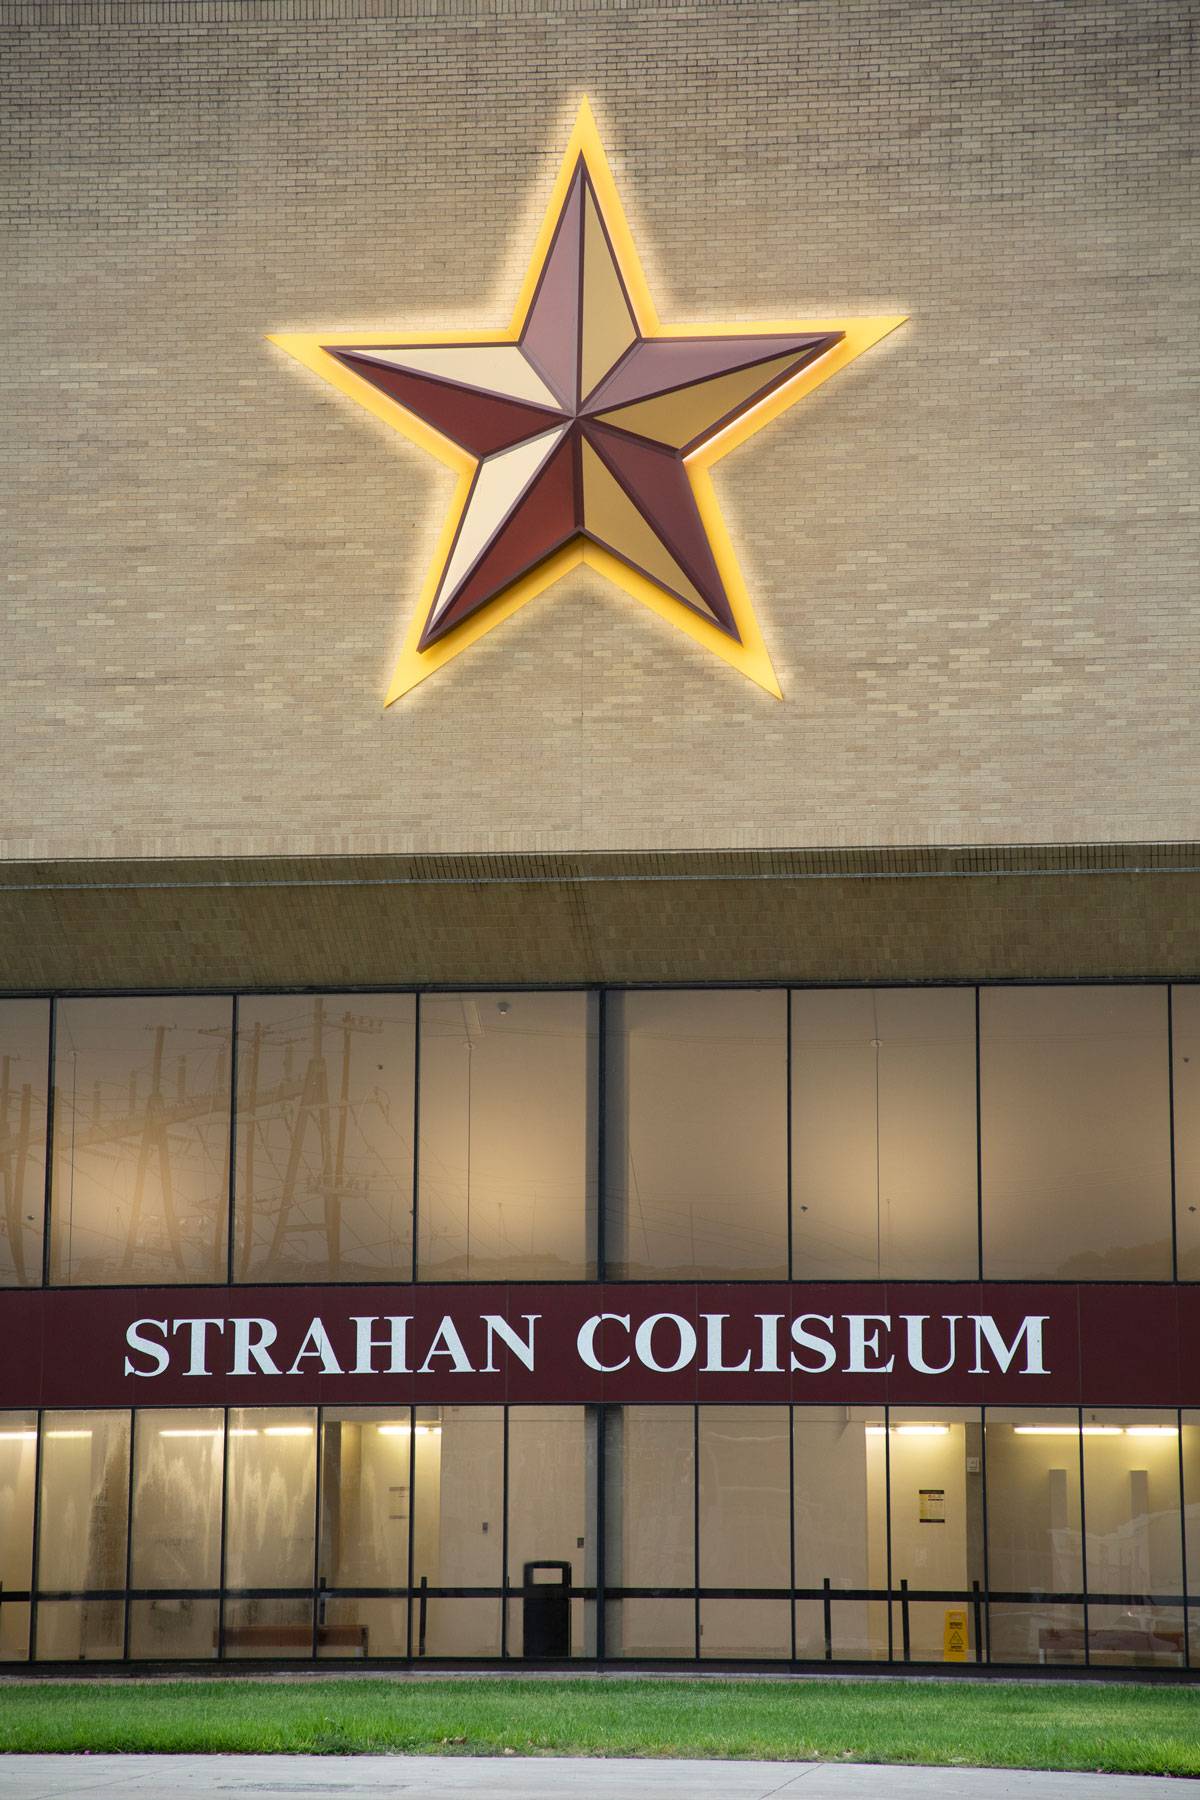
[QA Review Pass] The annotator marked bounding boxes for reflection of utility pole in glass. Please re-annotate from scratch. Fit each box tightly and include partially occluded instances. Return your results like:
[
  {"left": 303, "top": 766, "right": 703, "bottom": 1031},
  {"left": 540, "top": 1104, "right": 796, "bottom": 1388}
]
[
  {"left": 120, "top": 1026, "right": 186, "bottom": 1278},
  {"left": 242, "top": 1001, "right": 385, "bottom": 1275},
  {"left": 0, "top": 1052, "right": 37, "bottom": 1282}
]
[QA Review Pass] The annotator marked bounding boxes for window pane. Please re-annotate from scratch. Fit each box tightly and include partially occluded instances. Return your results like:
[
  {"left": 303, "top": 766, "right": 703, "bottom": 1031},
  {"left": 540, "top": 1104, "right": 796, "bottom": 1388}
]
[
  {"left": 702, "top": 1597, "right": 791, "bottom": 1658},
  {"left": 980, "top": 987, "right": 1171, "bottom": 1279},
  {"left": 0, "top": 1412, "right": 36, "bottom": 1661},
  {"left": 35, "top": 1599, "right": 123, "bottom": 1661},
  {"left": 128, "top": 1597, "right": 218, "bottom": 1660},
  {"left": 235, "top": 995, "right": 414, "bottom": 1282},
  {"left": 0, "top": 1001, "right": 48, "bottom": 1286},
  {"left": 1173, "top": 988, "right": 1200, "bottom": 1279},
  {"left": 223, "top": 1597, "right": 313, "bottom": 1658},
  {"left": 1082, "top": 1409, "right": 1184, "bottom": 1671},
  {"left": 224, "top": 1408, "right": 316, "bottom": 1591},
  {"left": 887, "top": 1407, "right": 984, "bottom": 1665},
  {"left": 605, "top": 1405, "right": 694, "bottom": 1658},
  {"left": 130, "top": 1409, "right": 223, "bottom": 1591},
  {"left": 699, "top": 1406, "right": 788, "bottom": 1659},
  {"left": 414, "top": 1405, "right": 504, "bottom": 1657},
  {"left": 606, "top": 990, "right": 786, "bottom": 1279},
  {"left": 507, "top": 1407, "right": 595, "bottom": 1657},
  {"left": 791, "top": 989, "right": 977, "bottom": 1279},
  {"left": 419, "top": 993, "right": 595, "bottom": 1280},
  {"left": 984, "top": 1408, "right": 1084, "bottom": 1665},
  {"left": 793, "top": 1407, "right": 887, "bottom": 1661},
  {"left": 37, "top": 1411, "right": 130, "bottom": 1595},
  {"left": 51, "top": 997, "right": 231, "bottom": 1285},
  {"left": 1082, "top": 1410, "right": 1182, "bottom": 1598},
  {"left": 320, "top": 1596, "right": 397, "bottom": 1659},
  {"left": 1183, "top": 1412, "right": 1200, "bottom": 1666},
  {"left": 319, "top": 1407, "right": 411, "bottom": 1658}
]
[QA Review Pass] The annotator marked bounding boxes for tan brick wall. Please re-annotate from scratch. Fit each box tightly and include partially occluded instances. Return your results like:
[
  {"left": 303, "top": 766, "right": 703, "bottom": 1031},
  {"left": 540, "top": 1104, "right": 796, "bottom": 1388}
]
[{"left": 1, "top": 0, "right": 1196, "bottom": 860}]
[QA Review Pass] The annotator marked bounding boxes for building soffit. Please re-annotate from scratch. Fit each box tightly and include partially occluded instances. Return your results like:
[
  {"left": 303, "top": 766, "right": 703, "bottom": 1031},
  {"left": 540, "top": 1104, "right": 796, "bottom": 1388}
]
[{"left": 0, "top": 844, "right": 1199, "bottom": 992}]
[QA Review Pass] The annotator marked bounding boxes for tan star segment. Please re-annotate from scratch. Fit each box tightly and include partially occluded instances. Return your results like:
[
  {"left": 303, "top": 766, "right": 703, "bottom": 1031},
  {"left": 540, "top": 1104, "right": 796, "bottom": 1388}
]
[{"left": 269, "top": 100, "right": 906, "bottom": 702}]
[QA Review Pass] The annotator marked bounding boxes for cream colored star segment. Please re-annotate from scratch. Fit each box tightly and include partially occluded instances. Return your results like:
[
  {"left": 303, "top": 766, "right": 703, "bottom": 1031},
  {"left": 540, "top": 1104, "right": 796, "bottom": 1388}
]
[
  {"left": 269, "top": 100, "right": 906, "bottom": 702},
  {"left": 430, "top": 424, "right": 569, "bottom": 629},
  {"left": 359, "top": 345, "right": 562, "bottom": 409}
]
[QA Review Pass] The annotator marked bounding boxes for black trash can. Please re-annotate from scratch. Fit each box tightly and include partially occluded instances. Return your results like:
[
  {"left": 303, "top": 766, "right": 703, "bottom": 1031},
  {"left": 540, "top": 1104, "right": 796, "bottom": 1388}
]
[{"left": 522, "top": 1560, "right": 571, "bottom": 1658}]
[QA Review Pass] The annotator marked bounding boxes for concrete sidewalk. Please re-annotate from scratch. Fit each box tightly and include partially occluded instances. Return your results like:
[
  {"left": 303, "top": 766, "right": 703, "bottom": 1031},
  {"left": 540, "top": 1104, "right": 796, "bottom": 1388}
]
[{"left": 0, "top": 1759, "right": 1196, "bottom": 1799}]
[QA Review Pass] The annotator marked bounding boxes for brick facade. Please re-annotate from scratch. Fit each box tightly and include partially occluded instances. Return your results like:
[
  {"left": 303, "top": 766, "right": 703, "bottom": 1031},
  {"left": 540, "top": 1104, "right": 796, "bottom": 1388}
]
[{"left": 2, "top": 0, "right": 1196, "bottom": 861}]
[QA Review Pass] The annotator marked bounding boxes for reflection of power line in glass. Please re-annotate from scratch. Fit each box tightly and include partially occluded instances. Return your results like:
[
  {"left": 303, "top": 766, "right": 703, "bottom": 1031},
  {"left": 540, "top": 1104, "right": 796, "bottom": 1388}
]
[
  {"left": 56, "top": 1015, "right": 230, "bottom": 1282},
  {"left": 239, "top": 1001, "right": 405, "bottom": 1278},
  {"left": 0, "top": 1048, "right": 46, "bottom": 1283}
]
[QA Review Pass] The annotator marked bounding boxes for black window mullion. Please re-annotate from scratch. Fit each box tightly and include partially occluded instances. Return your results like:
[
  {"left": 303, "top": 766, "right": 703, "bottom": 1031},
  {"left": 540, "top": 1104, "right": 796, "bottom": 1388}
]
[
  {"left": 692, "top": 1405, "right": 700, "bottom": 1660},
  {"left": 121, "top": 1409, "right": 135, "bottom": 1660},
  {"left": 410, "top": 999, "right": 421, "bottom": 1283},
  {"left": 40, "top": 998, "right": 56, "bottom": 1287},
  {"left": 595, "top": 990, "right": 607, "bottom": 1282},
  {"left": 406, "top": 1402, "right": 416, "bottom": 1661},
  {"left": 1168, "top": 987, "right": 1179, "bottom": 1283},
  {"left": 594, "top": 1404, "right": 606, "bottom": 1662},
  {"left": 786, "top": 989, "right": 794, "bottom": 1281},
  {"left": 787, "top": 1402, "right": 797, "bottom": 1662},
  {"left": 226, "top": 996, "right": 239, "bottom": 1286},
  {"left": 310, "top": 1404, "right": 324, "bottom": 1661},
  {"left": 883, "top": 1406, "right": 893, "bottom": 1663},
  {"left": 1178, "top": 1406, "right": 1190, "bottom": 1670},
  {"left": 1078, "top": 1407, "right": 1090, "bottom": 1668},
  {"left": 500, "top": 1403, "right": 510, "bottom": 1659},
  {"left": 216, "top": 1404, "right": 230, "bottom": 1660},
  {"left": 974, "top": 986, "right": 984, "bottom": 1280},
  {"left": 27, "top": 1407, "right": 45, "bottom": 1663},
  {"left": 979, "top": 1404, "right": 992, "bottom": 1666}
]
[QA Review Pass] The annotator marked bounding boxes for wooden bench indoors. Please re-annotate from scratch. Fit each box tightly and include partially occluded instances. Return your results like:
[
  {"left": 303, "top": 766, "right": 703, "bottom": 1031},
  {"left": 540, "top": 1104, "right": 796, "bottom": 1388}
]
[{"left": 1039, "top": 1625, "right": 1183, "bottom": 1663}]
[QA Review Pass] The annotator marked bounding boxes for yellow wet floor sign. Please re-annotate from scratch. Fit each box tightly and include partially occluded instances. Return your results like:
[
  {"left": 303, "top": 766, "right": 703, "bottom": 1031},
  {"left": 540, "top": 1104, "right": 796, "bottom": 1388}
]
[{"left": 943, "top": 1608, "right": 968, "bottom": 1661}]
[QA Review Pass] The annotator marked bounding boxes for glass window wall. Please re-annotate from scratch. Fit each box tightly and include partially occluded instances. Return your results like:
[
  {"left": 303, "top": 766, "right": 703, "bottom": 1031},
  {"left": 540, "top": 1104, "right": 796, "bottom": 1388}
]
[
  {"left": 235, "top": 995, "right": 415, "bottom": 1283},
  {"left": 604, "top": 1405, "right": 695, "bottom": 1658},
  {"left": 886, "top": 1407, "right": 985, "bottom": 1664},
  {"left": 35, "top": 1410, "right": 130, "bottom": 1660},
  {"left": 698, "top": 1405, "right": 790, "bottom": 1657},
  {"left": 606, "top": 989, "right": 787, "bottom": 1279},
  {"left": 413, "top": 1404, "right": 504, "bottom": 1657},
  {"left": 980, "top": 986, "right": 1171, "bottom": 1279},
  {"left": 128, "top": 1407, "right": 222, "bottom": 1658},
  {"left": 8, "top": 983, "right": 1197, "bottom": 1287},
  {"left": 223, "top": 1407, "right": 316, "bottom": 1658},
  {"left": 792, "top": 1406, "right": 887, "bottom": 1661},
  {"left": 791, "top": 988, "right": 977, "bottom": 1279},
  {"left": 0, "top": 1412, "right": 36, "bottom": 1660},
  {"left": 51, "top": 997, "right": 231, "bottom": 1286},
  {"left": 1, "top": 1403, "right": 1190, "bottom": 1668},
  {"left": 984, "top": 1408, "right": 1085, "bottom": 1665},
  {"left": 1183, "top": 1410, "right": 1200, "bottom": 1668},
  {"left": 506, "top": 1406, "right": 596, "bottom": 1657},
  {"left": 1174, "top": 987, "right": 1200, "bottom": 1280},
  {"left": 1082, "top": 1409, "right": 1184, "bottom": 1668},
  {"left": 0, "top": 1001, "right": 48, "bottom": 1287},
  {"left": 418, "top": 993, "right": 595, "bottom": 1280},
  {"left": 319, "top": 1406, "right": 411, "bottom": 1658}
]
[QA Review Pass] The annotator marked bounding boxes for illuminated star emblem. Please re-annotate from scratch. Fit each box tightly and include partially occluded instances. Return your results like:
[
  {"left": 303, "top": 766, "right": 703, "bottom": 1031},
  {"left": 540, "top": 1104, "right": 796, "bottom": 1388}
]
[{"left": 272, "top": 102, "right": 904, "bottom": 701}]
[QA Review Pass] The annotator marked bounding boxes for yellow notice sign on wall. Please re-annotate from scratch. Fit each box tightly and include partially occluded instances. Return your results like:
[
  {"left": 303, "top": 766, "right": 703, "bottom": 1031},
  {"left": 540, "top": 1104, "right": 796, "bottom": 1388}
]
[{"left": 943, "top": 1609, "right": 969, "bottom": 1661}]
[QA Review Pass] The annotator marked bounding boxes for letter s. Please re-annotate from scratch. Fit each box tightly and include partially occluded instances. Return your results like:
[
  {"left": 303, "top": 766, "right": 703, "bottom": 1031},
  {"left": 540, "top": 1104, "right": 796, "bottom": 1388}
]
[{"left": 125, "top": 1318, "right": 169, "bottom": 1377}]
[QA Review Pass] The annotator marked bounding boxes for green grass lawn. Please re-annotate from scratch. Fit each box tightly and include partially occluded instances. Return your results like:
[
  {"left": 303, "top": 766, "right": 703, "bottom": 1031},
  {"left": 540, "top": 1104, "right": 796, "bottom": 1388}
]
[{"left": 0, "top": 1677, "right": 1198, "bottom": 1773}]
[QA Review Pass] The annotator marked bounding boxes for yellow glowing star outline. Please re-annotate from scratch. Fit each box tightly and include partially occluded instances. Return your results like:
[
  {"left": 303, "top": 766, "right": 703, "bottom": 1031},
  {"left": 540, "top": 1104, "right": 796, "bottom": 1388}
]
[{"left": 270, "top": 99, "right": 906, "bottom": 702}]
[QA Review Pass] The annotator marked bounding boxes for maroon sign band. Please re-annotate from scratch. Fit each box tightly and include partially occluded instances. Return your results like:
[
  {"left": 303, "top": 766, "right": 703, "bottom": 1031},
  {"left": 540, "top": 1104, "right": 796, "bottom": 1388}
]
[{"left": 0, "top": 1283, "right": 1191, "bottom": 1410}]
